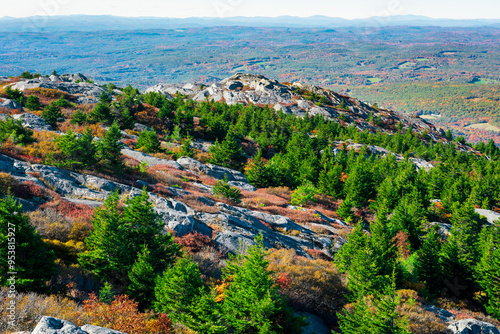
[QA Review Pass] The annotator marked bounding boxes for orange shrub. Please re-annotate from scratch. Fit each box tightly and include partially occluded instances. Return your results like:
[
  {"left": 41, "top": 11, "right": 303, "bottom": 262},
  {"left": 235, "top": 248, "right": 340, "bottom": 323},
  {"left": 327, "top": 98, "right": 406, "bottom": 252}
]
[
  {"left": 80, "top": 294, "right": 172, "bottom": 334},
  {"left": 26, "top": 87, "right": 70, "bottom": 99},
  {"left": 266, "top": 248, "right": 347, "bottom": 325}
]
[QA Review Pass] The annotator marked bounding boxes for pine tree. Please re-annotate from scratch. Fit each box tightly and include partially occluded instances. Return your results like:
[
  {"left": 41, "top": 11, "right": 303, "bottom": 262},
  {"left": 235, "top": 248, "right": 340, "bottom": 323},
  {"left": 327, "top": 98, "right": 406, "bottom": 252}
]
[
  {"left": 121, "top": 188, "right": 180, "bottom": 272},
  {"left": 209, "top": 131, "right": 247, "bottom": 171},
  {"left": 246, "top": 149, "right": 271, "bottom": 188},
  {"left": 41, "top": 101, "right": 63, "bottom": 129},
  {"left": 25, "top": 95, "right": 42, "bottom": 111},
  {"left": 154, "top": 256, "right": 204, "bottom": 324},
  {"left": 97, "top": 122, "right": 124, "bottom": 171},
  {"left": 475, "top": 226, "right": 500, "bottom": 319},
  {"left": 0, "top": 195, "right": 57, "bottom": 291},
  {"left": 136, "top": 129, "right": 161, "bottom": 153},
  {"left": 318, "top": 163, "right": 344, "bottom": 198},
  {"left": 78, "top": 192, "right": 128, "bottom": 282},
  {"left": 221, "top": 234, "right": 306, "bottom": 334},
  {"left": 338, "top": 274, "right": 411, "bottom": 334},
  {"left": 127, "top": 246, "right": 156, "bottom": 310},
  {"left": 416, "top": 228, "right": 443, "bottom": 295}
]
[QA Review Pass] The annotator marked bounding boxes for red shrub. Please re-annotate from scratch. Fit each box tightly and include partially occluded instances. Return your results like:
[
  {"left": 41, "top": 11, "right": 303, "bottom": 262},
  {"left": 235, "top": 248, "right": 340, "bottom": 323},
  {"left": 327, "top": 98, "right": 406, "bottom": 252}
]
[
  {"left": 40, "top": 199, "right": 94, "bottom": 221},
  {"left": 306, "top": 249, "right": 333, "bottom": 261},
  {"left": 11, "top": 181, "right": 59, "bottom": 202},
  {"left": 176, "top": 232, "right": 214, "bottom": 253}
]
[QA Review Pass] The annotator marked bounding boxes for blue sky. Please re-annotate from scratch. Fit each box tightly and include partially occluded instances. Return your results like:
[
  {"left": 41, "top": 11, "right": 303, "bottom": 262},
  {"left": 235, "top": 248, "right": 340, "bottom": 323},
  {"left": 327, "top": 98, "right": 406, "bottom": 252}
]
[{"left": 2, "top": 0, "right": 499, "bottom": 19}]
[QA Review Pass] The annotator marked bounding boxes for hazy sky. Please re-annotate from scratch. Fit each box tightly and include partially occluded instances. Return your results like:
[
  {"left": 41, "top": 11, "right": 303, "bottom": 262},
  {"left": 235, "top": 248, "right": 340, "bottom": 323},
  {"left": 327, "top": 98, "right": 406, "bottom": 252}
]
[{"left": 2, "top": 0, "right": 499, "bottom": 19}]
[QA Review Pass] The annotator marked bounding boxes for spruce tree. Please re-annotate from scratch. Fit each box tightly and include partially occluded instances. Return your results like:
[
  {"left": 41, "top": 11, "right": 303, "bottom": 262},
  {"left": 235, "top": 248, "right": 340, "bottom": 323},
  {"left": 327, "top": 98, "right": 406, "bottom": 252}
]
[
  {"left": 221, "top": 234, "right": 306, "bottom": 334},
  {"left": 127, "top": 245, "right": 156, "bottom": 310},
  {"left": 209, "top": 131, "right": 247, "bottom": 171},
  {"left": 41, "top": 101, "right": 63, "bottom": 129},
  {"left": 154, "top": 256, "right": 204, "bottom": 324},
  {"left": 0, "top": 195, "right": 57, "bottom": 291},
  {"left": 25, "top": 95, "right": 42, "bottom": 111},
  {"left": 136, "top": 129, "right": 161, "bottom": 153},
  {"left": 78, "top": 191, "right": 128, "bottom": 282},
  {"left": 97, "top": 122, "right": 124, "bottom": 171},
  {"left": 475, "top": 226, "right": 500, "bottom": 319},
  {"left": 416, "top": 228, "right": 443, "bottom": 295},
  {"left": 246, "top": 149, "right": 271, "bottom": 188}
]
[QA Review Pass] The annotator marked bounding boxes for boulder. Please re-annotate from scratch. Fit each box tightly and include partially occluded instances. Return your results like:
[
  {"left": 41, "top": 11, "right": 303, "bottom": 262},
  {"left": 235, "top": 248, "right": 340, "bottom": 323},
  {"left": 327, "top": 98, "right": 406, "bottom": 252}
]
[
  {"left": 213, "top": 230, "right": 257, "bottom": 254},
  {"left": 475, "top": 209, "right": 500, "bottom": 225},
  {"left": 423, "top": 304, "right": 456, "bottom": 323},
  {"left": 296, "top": 312, "right": 330, "bottom": 334},
  {"left": 121, "top": 148, "right": 183, "bottom": 169},
  {"left": 13, "top": 113, "right": 53, "bottom": 131},
  {"left": 31, "top": 316, "right": 86, "bottom": 334},
  {"left": 0, "top": 98, "right": 23, "bottom": 110},
  {"left": 447, "top": 319, "right": 500, "bottom": 334}
]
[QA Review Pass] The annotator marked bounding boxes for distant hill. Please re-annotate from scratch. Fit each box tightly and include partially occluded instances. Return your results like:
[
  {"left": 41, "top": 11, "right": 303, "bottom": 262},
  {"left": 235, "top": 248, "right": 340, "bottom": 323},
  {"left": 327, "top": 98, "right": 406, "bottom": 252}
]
[{"left": 1, "top": 14, "right": 500, "bottom": 32}]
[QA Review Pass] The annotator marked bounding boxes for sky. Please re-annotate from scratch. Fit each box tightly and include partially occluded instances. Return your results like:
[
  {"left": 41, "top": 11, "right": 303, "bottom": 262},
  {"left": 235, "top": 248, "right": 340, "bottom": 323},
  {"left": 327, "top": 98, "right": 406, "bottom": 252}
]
[{"left": 2, "top": 0, "right": 500, "bottom": 19}]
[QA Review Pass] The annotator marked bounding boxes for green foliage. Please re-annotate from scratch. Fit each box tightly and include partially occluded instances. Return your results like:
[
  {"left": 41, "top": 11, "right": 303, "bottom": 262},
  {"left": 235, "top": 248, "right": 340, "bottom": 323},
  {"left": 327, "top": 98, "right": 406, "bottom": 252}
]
[
  {"left": 97, "top": 122, "right": 124, "bottom": 171},
  {"left": 290, "top": 182, "right": 318, "bottom": 206},
  {"left": 416, "top": 228, "right": 443, "bottom": 295},
  {"left": 475, "top": 225, "right": 500, "bottom": 319},
  {"left": 99, "top": 282, "right": 116, "bottom": 304},
  {"left": 55, "top": 95, "right": 70, "bottom": 108},
  {"left": 127, "top": 246, "right": 156, "bottom": 309},
  {"left": 25, "top": 95, "right": 42, "bottom": 111},
  {"left": 338, "top": 276, "right": 411, "bottom": 334},
  {"left": 55, "top": 127, "right": 97, "bottom": 170},
  {"left": 154, "top": 257, "right": 204, "bottom": 323},
  {"left": 5, "top": 86, "right": 24, "bottom": 105},
  {"left": 337, "top": 198, "right": 354, "bottom": 221},
  {"left": 209, "top": 131, "right": 247, "bottom": 171},
  {"left": 136, "top": 129, "right": 161, "bottom": 153},
  {"left": 70, "top": 110, "right": 88, "bottom": 125},
  {"left": 213, "top": 176, "right": 241, "bottom": 203},
  {"left": 41, "top": 101, "right": 63, "bottom": 129},
  {"left": 79, "top": 189, "right": 180, "bottom": 285},
  {"left": 178, "top": 137, "right": 195, "bottom": 158},
  {"left": 0, "top": 118, "right": 35, "bottom": 145},
  {"left": 0, "top": 195, "right": 57, "bottom": 291},
  {"left": 221, "top": 234, "right": 307, "bottom": 334},
  {"left": 21, "top": 71, "right": 41, "bottom": 79}
]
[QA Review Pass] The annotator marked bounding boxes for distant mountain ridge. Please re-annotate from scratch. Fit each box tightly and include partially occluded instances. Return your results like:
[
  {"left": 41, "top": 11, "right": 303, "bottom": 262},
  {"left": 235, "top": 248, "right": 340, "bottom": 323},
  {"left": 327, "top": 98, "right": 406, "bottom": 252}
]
[{"left": 1, "top": 14, "right": 500, "bottom": 32}]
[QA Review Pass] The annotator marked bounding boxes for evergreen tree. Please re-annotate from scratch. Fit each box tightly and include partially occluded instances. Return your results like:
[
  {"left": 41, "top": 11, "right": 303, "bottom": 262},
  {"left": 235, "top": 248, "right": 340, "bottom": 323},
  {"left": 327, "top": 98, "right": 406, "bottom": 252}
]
[
  {"left": 344, "top": 155, "right": 374, "bottom": 207},
  {"left": 416, "top": 228, "right": 443, "bottom": 295},
  {"left": 154, "top": 257, "right": 204, "bottom": 324},
  {"left": 80, "top": 189, "right": 180, "bottom": 286},
  {"left": 127, "top": 245, "right": 156, "bottom": 310},
  {"left": 55, "top": 95, "right": 70, "bottom": 108},
  {"left": 41, "top": 101, "right": 63, "bottom": 129},
  {"left": 78, "top": 192, "right": 128, "bottom": 282},
  {"left": 221, "top": 234, "right": 306, "bottom": 334},
  {"left": 339, "top": 277, "right": 411, "bottom": 334},
  {"left": 97, "top": 122, "right": 124, "bottom": 171},
  {"left": 0, "top": 195, "right": 57, "bottom": 291},
  {"left": 25, "top": 95, "right": 42, "bottom": 111},
  {"left": 136, "top": 129, "right": 161, "bottom": 153},
  {"left": 318, "top": 163, "right": 344, "bottom": 198},
  {"left": 246, "top": 149, "right": 271, "bottom": 188},
  {"left": 475, "top": 226, "right": 500, "bottom": 319},
  {"left": 209, "top": 131, "right": 247, "bottom": 171}
]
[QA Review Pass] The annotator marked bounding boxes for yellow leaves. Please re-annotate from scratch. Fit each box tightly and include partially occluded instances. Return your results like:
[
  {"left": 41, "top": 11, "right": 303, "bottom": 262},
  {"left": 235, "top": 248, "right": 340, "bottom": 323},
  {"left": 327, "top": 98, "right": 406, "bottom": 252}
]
[{"left": 214, "top": 281, "right": 230, "bottom": 302}]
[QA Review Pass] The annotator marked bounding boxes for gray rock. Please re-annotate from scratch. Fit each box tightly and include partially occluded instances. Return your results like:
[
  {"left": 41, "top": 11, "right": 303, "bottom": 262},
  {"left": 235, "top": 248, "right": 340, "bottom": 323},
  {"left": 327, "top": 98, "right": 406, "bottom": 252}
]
[
  {"left": 423, "top": 305, "right": 456, "bottom": 323},
  {"left": 80, "top": 325, "right": 125, "bottom": 334},
  {"left": 214, "top": 230, "right": 256, "bottom": 254},
  {"left": 228, "top": 181, "right": 257, "bottom": 192},
  {"left": 133, "top": 123, "right": 152, "bottom": 132},
  {"left": 475, "top": 209, "right": 500, "bottom": 225},
  {"left": 13, "top": 113, "right": 53, "bottom": 131},
  {"left": 0, "top": 113, "right": 10, "bottom": 121},
  {"left": 31, "top": 316, "right": 86, "bottom": 334},
  {"left": 0, "top": 98, "right": 23, "bottom": 110},
  {"left": 430, "top": 222, "right": 452, "bottom": 239},
  {"left": 177, "top": 156, "right": 250, "bottom": 184},
  {"left": 121, "top": 148, "right": 183, "bottom": 169},
  {"left": 447, "top": 319, "right": 500, "bottom": 334},
  {"left": 159, "top": 210, "right": 212, "bottom": 237},
  {"left": 296, "top": 311, "right": 330, "bottom": 334}
]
